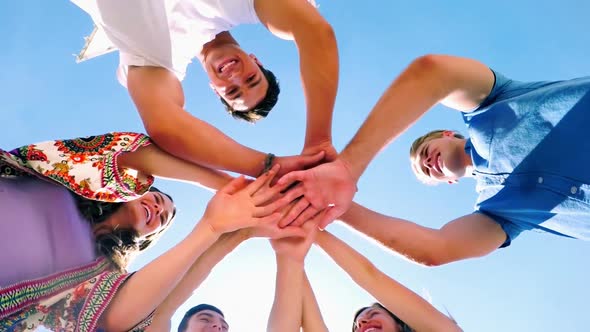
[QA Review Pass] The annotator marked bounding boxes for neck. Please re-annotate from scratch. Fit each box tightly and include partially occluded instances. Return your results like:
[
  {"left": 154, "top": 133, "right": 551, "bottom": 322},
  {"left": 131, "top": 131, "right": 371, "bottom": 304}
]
[
  {"left": 460, "top": 139, "right": 475, "bottom": 178},
  {"left": 198, "top": 31, "right": 238, "bottom": 63}
]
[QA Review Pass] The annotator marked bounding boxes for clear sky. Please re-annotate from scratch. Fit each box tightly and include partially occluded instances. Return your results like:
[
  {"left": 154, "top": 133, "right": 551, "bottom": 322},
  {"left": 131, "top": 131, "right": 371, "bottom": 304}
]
[{"left": 2, "top": 1, "right": 590, "bottom": 331}]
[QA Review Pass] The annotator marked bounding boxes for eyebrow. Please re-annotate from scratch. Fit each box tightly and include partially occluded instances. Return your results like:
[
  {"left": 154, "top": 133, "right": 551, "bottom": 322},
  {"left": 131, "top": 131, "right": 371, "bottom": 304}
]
[
  {"left": 227, "top": 74, "right": 262, "bottom": 101},
  {"left": 248, "top": 75, "right": 262, "bottom": 89}
]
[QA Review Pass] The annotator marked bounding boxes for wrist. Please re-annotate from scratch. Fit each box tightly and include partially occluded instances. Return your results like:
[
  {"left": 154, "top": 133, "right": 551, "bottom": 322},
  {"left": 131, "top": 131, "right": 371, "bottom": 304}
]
[
  {"left": 258, "top": 153, "right": 275, "bottom": 176},
  {"left": 337, "top": 150, "right": 362, "bottom": 182},
  {"left": 275, "top": 252, "right": 306, "bottom": 265},
  {"left": 193, "top": 218, "right": 223, "bottom": 241}
]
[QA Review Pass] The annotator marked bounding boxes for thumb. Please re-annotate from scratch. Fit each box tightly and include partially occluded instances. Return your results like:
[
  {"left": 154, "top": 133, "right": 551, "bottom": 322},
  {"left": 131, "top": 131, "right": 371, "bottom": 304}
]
[
  {"left": 277, "top": 170, "right": 307, "bottom": 186},
  {"left": 303, "top": 151, "right": 325, "bottom": 166},
  {"left": 318, "top": 206, "right": 340, "bottom": 230},
  {"left": 220, "top": 175, "right": 248, "bottom": 195}
]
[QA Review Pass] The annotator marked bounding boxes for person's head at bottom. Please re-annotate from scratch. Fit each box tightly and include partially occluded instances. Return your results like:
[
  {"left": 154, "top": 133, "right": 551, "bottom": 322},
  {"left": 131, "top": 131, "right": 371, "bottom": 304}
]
[
  {"left": 353, "top": 303, "right": 413, "bottom": 332},
  {"left": 178, "top": 304, "right": 228, "bottom": 332}
]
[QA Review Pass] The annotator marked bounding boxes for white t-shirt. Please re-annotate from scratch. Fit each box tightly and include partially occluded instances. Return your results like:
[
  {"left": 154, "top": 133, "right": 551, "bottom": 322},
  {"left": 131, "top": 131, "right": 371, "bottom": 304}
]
[{"left": 72, "top": 0, "right": 260, "bottom": 86}]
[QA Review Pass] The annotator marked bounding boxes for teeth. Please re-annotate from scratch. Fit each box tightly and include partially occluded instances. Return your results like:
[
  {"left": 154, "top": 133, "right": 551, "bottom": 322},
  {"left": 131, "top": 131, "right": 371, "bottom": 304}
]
[
  {"left": 220, "top": 60, "right": 236, "bottom": 73},
  {"left": 144, "top": 206, "right": 151, "bottom": 224}
]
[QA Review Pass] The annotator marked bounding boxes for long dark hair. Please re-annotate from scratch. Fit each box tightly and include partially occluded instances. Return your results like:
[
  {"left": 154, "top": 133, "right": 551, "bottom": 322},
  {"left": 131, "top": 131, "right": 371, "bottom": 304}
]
[
  {"left": 353, "top": 303, "right": 414, "bottom": 332},
  {"left": 74, "top": 187, "right": 175, "bottom": 271}
]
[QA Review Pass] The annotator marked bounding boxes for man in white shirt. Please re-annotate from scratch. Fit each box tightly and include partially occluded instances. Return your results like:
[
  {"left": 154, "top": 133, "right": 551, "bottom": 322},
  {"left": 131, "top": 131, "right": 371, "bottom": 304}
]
[{"left": 74, "top": 0, "right": 338, "bottom": 221}]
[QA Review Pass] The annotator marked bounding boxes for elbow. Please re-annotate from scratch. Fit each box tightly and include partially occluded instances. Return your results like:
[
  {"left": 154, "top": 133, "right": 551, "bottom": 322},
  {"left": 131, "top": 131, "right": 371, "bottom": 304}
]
[
  {"left": 418, "top": 241, "right": 456, "bottom": 267},
  {"left": 405, "top": 54, "right": 450, "bottom": 82},
  {"left": 145, "top": 121, "right": 181, "bottom": 152},
  {"left": 318, "top": 21, "right": 336, "bottom": 43},
  {"left": 418, "top": 255, "right": 448, "bottom": 267},
  {"left": 307, "top": 19, "right": 336, "bottom": 46}
]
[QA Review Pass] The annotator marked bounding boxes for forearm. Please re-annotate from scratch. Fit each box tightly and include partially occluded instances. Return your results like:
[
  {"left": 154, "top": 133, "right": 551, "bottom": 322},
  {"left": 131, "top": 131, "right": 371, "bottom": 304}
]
[
  {"left": 316, "top": 231, "right": 460, "bottom": 332},
  {"left": 118, "top": 143, "right": 233, "bottom": 191},
  {"left": 340, "top": 202, "right": 446, "bottom": 266},
  {"left": 301, "top": 272, "right": 328, "bottom": 332},
  {"left": 298, "top": 22, "right": 338, "bottom": 147},
  {"left": 147, "top": 110, "right": 267, "bottom": 177},
  {"left": 128, "top": 67, "right": 268, "bottom": 177},
  {"left": 267, "top": 255, "right": 304, "bottom": 332},
  {"left": 103, "top": 221, "right": 220, "bottom": 331},
  {"left": 153, "top": 230, "right": 250, "bottom": 318},
  {"left": 340, "top": 56, "right": 450, "bottom": 180}
]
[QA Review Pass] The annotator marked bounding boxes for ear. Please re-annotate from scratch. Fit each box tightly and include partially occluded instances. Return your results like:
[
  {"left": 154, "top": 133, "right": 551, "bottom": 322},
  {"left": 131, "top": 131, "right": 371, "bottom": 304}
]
[
  {"left": 442, "top": 130, "right": 455, "bottom": 138},
  {"left": 249, "top": 54, "right": 262, "bottom": 67}
]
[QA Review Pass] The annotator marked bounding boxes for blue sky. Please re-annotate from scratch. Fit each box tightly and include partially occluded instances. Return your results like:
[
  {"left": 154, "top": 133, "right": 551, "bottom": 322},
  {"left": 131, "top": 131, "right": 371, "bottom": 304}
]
[{"left": 2, "top": 1, "right": 590, "bottom": 331}]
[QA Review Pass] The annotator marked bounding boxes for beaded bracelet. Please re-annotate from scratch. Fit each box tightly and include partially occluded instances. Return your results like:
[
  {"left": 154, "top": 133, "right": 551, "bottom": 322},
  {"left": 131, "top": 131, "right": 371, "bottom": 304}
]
[{"left": 259, "top": 153, "right": 276, "bottom": 176}]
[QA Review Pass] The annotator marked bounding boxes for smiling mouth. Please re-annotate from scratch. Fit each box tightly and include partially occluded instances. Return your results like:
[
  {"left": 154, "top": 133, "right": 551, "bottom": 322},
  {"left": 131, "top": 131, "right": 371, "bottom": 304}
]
[
  {"left": 143, "top": 205, "right": 151, "bottom": 225},
  {"left": 434, "top": 153, "right": 443, "bottom": 174},
  {"left": 217, "top": 59, "right": 238, "bottom": 74},
  {"left": 363, "top": 327, "right": 380, "bottom": 332}
]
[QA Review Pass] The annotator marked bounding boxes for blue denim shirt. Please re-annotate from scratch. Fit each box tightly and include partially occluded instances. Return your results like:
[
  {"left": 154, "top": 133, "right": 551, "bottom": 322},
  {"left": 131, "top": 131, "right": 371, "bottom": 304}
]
[{"left": 462, "top": 70, "right": 590, "bottom": 247}]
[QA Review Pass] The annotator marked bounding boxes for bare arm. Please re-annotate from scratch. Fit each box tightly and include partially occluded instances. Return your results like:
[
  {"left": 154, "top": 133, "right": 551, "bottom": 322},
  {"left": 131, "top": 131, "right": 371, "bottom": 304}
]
[
  {"left": 127, "top": 66, "right": 268, "bottom": 177},
  {"left": 149, "top": 229, "right": 250, "bottom": 328},
  {"left": 103, "top": 221, "right": 220, "bottom": 331},
  {"left": 267, "top": 255, "right": 305, "bottom": 332},
  {"left": 316, "top": 231, "right": 462, "bottom": 332},
  {"left": 278, "top": 55, "right": 495, "bottom": 227},
  {"left": 340, "top": 55, "right": 494, "bottom": 180},
  {"left": 301, "top": 272, "right": 329, "bottom": 332},
  {"left": 117, "top": 143, "right": 233, "bottom": 192},
  {"left": 268, "top": 220, "right": 319, "bottom": 332},
  {"left": 340, "top": 202, "right": 506, "bottom": 266},
  {"left": 255, "top": 0, "right": 338, "bottom": 149},
  {"left": 101, "top": 167, "right": 287, "bottom": 331}
]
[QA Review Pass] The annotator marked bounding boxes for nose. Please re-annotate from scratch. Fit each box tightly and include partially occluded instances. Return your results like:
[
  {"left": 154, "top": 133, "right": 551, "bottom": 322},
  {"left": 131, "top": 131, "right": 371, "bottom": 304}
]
[
  {"left": 422, "top": 156, "right": 433, "bottom": 169},
  {"left": 356, "top": 318, "right": 369, "bottom": 330},
  {"left": 151, "top": 199, "right": 163, "bottom": 218}
]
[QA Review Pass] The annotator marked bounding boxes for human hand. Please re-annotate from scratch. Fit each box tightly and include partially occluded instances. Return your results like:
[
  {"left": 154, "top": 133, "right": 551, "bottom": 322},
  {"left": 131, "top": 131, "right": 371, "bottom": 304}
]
[
  {"left": 274, "top": 151, "right": 325, "bottom": 180},
  {"left": 277, "top": 158, "right": 357, "bottom": 229},
  {"left": 202, "top": 165, "right": 291, "bottom": 234},
  {"left": 301, "top": 140, "right": 337, "bottom": 163},
  {"left": 277, "top": 195, "right": 322, "bottom": 228},
  {"left": 270, "top": 217, "right": 320, "bottom": 263}
]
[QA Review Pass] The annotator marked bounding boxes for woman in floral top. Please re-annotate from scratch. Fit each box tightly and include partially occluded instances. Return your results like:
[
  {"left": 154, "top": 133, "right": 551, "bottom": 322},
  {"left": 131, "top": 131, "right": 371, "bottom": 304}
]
[{"left": 0, "top": 132, "right": 300, "bottom": 331}]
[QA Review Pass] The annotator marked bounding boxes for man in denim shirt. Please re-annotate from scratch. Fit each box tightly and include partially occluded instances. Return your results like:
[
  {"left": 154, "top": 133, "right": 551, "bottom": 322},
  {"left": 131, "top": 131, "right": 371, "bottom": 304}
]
[{"left": 279, "top": 55, "right": 590, "bottom": 266}]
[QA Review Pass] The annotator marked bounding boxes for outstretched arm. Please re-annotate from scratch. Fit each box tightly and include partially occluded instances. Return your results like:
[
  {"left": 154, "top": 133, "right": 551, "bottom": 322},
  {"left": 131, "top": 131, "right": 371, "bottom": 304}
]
[
  {"left": 339, "top": 202, "right": 506, "bottom": 266},
  {"left": 146, "top": 229, "right": 250, "bottom": 331},
  {"left": 117, "top": 142, "right": 232, "bottom": 192},
  {"left": 268, "top": 220, "right": 319, "bottom": 332},
  {"left": 340, "top": 55, "right": 494, "bottom": 180},
  {"left": 127, "top": 67, "right": 325, "bottom": 180},
  {"left": 149, "top": 205, "right": 309, "bottom": 329},
  {"left": 279, "top": 55, "right": 495, "bottom": 227},
  {"left": 255, "top": 0, "right": 338, "bottom": 155},
  {"left": 101, "top": 166, "right": 290, "bottom": 331},
  {"left": 301, "top": 272, "right": 329, "bottom": 332},
  {"left": 316, "top": 231, "right": 462, "bottom": 332},
  {"left": 127, "top": 66, "right": 270, "bottom": 177},
  {"left": 267, "top": 251, "right": 305, "bottom": 332}
]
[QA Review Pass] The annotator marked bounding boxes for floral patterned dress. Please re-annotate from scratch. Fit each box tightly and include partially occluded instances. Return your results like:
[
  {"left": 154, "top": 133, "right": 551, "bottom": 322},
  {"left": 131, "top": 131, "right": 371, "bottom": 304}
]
[{"left": 0, "top": 132, "right": 155, "bottom": 332}]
